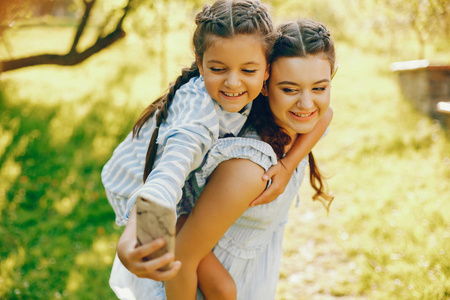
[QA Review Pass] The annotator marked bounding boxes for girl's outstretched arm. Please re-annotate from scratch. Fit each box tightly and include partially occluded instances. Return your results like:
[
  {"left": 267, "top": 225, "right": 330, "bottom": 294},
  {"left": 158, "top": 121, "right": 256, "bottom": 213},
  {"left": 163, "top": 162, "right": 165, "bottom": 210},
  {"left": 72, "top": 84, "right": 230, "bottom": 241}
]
[
  {"left": 116, "top": 206, "right": 182, "bottom": 281},
  {"left": 164, "top": 158, "right": 267, "bottom": 300},
  {"left": 250, "top": 107, "right": 333, "bottom": 207}
]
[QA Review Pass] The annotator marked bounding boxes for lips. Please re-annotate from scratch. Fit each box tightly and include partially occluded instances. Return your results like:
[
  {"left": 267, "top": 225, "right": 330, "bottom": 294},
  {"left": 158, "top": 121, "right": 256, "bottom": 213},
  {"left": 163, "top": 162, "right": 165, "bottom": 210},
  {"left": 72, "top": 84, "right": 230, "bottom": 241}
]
[
  {"left": 289, "top": 110, "right": 317, "bottom": 120},
  {"left": 221, "top": 91, "right": 246, "bottom": 97},
  {"left": 291, "top": 111, "right": 314, "bottom": 117}
]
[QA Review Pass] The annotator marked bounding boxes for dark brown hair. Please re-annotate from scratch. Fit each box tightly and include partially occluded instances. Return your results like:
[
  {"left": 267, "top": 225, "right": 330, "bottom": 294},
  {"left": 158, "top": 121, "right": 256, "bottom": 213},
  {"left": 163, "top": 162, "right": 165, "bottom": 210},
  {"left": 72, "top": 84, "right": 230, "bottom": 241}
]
[
  {"left": 248, "top": 19, "right": 335, "bottom": 207},
  {"left": 133, "top": 0, "right": 275, "bottom": 182}
]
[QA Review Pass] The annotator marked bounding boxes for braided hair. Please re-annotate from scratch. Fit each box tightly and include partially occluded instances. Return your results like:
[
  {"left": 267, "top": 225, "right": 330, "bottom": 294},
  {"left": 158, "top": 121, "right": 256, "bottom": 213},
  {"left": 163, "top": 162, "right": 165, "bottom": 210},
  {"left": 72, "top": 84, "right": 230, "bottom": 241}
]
[
  {"left": 248, "top": 19, "right": 335, "bottom": 207},
  {"left": 133, "top": 0, "right": 276, "bottom": 182}
]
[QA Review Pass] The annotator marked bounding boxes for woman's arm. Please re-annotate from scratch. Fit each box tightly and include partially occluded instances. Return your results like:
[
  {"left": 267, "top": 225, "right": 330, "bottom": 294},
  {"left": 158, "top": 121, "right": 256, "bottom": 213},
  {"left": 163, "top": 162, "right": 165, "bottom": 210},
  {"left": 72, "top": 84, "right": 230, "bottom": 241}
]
[
  {"left": 116, "top": 205, "right": 182, "bottom": 281},
  {"left": 250, "top": 107, "right": 333, "bottom": 206},
  {"left": 164, "top": 158, "right": 267, "bottom": 300}
]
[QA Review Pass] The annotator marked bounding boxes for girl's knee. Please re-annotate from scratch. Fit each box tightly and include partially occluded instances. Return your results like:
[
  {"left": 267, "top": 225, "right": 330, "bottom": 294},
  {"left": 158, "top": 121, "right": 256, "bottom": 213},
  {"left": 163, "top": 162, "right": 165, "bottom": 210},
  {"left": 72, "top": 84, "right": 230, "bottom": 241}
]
[{"left": 205, "top": 278, "right": 237, "bottom": 300}]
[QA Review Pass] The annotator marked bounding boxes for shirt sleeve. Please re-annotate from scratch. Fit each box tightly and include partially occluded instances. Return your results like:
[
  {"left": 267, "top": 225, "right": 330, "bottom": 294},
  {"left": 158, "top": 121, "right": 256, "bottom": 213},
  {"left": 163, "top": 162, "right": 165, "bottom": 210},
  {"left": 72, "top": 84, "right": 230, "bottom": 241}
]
[
  {"left": 125, "top": 78, "right": 220, "bottom": 217},
  {"left": 101, "top": 120, "right": 152, "bottom": 226}
]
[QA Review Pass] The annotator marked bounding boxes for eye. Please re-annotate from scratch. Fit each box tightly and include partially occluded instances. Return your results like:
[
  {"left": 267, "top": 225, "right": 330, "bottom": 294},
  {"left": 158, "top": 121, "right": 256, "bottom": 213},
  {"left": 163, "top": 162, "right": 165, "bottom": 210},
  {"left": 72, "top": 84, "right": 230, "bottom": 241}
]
[
  {"left": 282, "top": 88, "right": 298, "bottom": 94},
  {"left": 210, "top": 67, "right": 225, "bottom": 73},
  {"left": 242, "top": 69, "right": 257, "bottom": 74},
  {"left": 313, "top": 87, "right": 327, "bottom": 92}
]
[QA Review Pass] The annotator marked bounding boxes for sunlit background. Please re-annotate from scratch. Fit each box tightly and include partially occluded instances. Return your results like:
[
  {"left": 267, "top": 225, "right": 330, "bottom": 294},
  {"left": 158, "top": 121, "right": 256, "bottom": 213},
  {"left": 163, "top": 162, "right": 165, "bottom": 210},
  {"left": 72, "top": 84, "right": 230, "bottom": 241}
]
[{"left": 0, "top": 0, "right": 449, "bottom": 299}]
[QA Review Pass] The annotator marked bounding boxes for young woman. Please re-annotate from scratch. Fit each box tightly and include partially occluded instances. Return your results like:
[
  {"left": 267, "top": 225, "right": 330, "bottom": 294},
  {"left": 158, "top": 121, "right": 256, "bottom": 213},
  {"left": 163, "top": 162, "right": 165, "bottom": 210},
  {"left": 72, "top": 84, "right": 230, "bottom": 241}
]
[{"left": 113, "top": 18, "right": 336, "bottom": 300}]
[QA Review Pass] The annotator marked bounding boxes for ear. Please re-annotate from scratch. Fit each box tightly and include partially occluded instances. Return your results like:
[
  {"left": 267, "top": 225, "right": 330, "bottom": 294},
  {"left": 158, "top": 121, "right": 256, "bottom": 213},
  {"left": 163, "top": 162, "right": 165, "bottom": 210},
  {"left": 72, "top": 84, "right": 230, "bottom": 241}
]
[
  {"left": 261, "top": 80, "right": 268, "bottom": 96},
  {"left": 197, "top": 55, "right": 204, "bottom": 76},
  {"left": 264, "top": 63, "right": 270, "bottom": 81}
]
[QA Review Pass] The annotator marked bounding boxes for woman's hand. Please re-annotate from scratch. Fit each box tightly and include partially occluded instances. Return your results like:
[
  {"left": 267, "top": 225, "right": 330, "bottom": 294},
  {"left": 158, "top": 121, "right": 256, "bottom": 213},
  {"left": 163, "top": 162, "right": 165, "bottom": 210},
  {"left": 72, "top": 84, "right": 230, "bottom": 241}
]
[{"left": 249, "top": 160, "right": 292, "bottom": 207}]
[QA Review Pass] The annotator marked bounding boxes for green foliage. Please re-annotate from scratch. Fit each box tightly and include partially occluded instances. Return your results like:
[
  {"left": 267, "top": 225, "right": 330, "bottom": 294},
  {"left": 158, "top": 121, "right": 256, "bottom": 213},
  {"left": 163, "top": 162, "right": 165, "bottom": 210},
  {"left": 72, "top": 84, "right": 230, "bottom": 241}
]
[
  {"left": 1, "top": 2, "right": 450, "bottom": 299},
  {"left": 270, "top": 0, "right": 450, "bottom": 61}
]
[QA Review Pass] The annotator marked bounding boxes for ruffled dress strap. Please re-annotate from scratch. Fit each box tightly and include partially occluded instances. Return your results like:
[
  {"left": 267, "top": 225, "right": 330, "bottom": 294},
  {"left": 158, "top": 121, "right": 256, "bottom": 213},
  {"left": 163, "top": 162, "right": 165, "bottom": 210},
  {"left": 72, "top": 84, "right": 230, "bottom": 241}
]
[{"left": 195, "top": 137, "right": 278, "bottom": 187}]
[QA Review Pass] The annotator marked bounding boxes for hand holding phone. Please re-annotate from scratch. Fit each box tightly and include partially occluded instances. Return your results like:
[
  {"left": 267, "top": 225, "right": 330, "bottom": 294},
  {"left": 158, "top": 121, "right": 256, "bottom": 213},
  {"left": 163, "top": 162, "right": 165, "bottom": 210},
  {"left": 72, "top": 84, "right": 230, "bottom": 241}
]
[{"left": 136, "top": 194, "right": 176, "bottom": 271}]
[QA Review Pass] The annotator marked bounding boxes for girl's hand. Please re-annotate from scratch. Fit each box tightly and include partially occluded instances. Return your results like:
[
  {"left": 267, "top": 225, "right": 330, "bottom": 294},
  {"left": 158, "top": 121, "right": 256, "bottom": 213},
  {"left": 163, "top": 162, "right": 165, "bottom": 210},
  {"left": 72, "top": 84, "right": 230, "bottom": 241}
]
[
  {"left": 117, "top": 237, "right": 182, "bottom": 281},
  {"left": 249, "top": 160, "right": 293, "bottom": 207},
  {"left": 117, "top": 205, "right": 181, "bottom": 281}
]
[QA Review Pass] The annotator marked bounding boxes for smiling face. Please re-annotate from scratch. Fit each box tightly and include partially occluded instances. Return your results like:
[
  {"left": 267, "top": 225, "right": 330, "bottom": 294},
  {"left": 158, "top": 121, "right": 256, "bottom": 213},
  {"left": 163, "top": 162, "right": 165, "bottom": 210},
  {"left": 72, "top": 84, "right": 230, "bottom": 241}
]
[
  {"left": 198, "top": 34, "right": 270, "bottom": 113},
  {"left": 266, "top": 55, "right": 331, "bottom": 139}
]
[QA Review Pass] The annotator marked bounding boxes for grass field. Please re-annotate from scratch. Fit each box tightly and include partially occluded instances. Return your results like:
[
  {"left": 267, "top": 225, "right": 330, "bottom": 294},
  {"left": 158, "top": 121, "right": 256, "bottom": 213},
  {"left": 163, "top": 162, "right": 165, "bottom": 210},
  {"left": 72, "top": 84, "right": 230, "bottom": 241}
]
[{"left": 0, "top": 22, "right": 449, "bottom": 299}]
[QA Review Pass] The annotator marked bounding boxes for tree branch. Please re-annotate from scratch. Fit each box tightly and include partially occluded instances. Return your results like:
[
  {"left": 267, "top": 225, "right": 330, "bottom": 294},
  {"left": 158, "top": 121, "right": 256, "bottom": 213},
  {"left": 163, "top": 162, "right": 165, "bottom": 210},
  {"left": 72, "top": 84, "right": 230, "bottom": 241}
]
[
  {"left": 1, "top": 27, "right": 125, "bottom": 71},
  {"left": 70, "top": 0, "right": 96, "bottom": 54},
  {"left": 0, "top": 0, "right": 134, "bottom": 73}
]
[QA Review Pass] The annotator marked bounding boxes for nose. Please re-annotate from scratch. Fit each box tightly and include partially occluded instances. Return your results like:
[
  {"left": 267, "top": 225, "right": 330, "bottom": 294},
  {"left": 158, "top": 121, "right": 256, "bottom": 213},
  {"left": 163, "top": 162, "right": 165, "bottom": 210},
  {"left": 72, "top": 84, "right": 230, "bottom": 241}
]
[
  {"left": 296, "top": 92, "right": 314, "bottom": 109},
  {"left": 225, "top": 72, "right": 241, "bottom": 89}
]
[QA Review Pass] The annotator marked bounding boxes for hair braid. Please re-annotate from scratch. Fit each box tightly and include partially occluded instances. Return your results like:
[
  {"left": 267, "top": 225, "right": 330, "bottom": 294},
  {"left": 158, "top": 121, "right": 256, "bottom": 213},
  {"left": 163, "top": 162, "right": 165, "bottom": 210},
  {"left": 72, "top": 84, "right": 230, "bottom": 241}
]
[
  {"left": 135, "top": 61, "right": 200, "bottom": 182},
  {"left": 295, "top": 22, "right": 306, "bottom": 55}
]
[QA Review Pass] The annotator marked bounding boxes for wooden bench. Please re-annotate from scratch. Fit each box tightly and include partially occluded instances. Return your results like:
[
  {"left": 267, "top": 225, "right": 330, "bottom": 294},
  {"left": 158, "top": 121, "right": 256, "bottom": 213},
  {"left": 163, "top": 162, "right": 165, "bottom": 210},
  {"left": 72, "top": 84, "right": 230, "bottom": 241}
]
[
  {"left": 437, "top": 102, "right": 450, "bottom": 131},
  {"left": 391, "top": 60, "right": 450, "bottom": 132},
  {"left": 437, "top": 102, "right": 450, "bottom": 115}
]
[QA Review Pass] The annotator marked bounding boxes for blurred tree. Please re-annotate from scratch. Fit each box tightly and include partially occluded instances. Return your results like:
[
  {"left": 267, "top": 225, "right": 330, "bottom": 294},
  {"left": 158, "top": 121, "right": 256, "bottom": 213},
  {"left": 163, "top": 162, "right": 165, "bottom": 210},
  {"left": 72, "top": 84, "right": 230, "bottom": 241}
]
[
  {"left": 0, "top": 0, "right": 204, "bottom": 74},
  {"left": 370, "top": 0, "right": 450, "bottom": 58},
  {"left": 125, "top": 0, "right": 203, "bottom": 89},
  {"left": 0, "top": 0, "right": 135, "bottom": 73},
  {"left": 429, "top": 0, "right": 450, "bottom": 38}
]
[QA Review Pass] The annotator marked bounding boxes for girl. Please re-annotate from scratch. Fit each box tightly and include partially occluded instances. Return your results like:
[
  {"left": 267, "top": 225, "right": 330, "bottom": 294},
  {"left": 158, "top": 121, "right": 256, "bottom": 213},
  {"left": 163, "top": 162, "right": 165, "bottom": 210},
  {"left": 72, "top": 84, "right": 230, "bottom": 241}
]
[
  {"left": 104, "top": 0, "right": 331, "bottom": 283},
  {"left": 115, "top": 18, "right": 336, "bottom": 300}
]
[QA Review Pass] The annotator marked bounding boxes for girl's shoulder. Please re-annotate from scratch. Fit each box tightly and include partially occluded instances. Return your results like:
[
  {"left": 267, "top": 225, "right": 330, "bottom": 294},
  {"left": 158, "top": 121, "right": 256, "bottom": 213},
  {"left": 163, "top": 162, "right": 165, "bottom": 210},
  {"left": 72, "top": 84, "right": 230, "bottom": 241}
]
[
  {"left": 158, "top": 76, "right": 220, "bottom": 142},
  {"left": 174, "top": 76, "right": 211, "bottom": 105},
  {"left": 167, "top": 76, "right": 218, "bottom": 121}
]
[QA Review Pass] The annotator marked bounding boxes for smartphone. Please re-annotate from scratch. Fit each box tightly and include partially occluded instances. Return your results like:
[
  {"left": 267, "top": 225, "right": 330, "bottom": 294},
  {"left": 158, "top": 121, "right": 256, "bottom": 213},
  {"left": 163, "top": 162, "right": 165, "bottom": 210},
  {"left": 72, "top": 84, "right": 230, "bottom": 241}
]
[{"left": 136, "top": 194, "right": 176, "bottom": 271}]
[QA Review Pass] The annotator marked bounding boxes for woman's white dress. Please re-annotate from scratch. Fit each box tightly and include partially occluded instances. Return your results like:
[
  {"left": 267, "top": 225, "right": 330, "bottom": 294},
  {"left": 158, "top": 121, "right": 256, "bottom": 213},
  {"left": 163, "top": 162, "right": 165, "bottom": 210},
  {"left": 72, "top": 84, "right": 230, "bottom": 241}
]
[{"left": 109, "top": 134, "right": 308, "bottom": 300}]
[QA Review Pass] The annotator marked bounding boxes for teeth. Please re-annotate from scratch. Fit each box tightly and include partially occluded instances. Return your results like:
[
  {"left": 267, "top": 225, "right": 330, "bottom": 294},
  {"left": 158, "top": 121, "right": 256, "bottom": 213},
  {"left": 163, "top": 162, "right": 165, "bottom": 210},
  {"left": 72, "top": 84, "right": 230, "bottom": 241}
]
[
  {"left": 223, "top": 91, "right": 245, "bottom": 97},
  {"left": 292, "top": 112, "right": 313, "bottom": 117}
]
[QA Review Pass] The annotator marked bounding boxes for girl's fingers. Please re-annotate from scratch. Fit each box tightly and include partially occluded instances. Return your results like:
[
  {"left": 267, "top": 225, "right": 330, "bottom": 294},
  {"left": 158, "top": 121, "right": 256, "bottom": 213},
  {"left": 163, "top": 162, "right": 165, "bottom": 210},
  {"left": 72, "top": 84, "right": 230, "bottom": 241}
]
[
  {"left": 134, "top": 238, "right": 165, "bottom": 259},
  {"left": 262, "top": 169, "right": 273, "bottom": 181},
  {"left": 144, "top": 252, "right": 174, "bottom": 271},
  {"left": 250, "top": 187, "right": 276, "bottom": 207},
  {"left": 131, "top": 239, "right": 180, "bottom": 280},
  {"left": 262, "top": 163, "right": 283, "bottom": 181},
  {"left": 136, "top": 253, "right": 181, "bottom": 280},
  {"left": 145, "top": 260, "right": 182, "bottom": 281}
]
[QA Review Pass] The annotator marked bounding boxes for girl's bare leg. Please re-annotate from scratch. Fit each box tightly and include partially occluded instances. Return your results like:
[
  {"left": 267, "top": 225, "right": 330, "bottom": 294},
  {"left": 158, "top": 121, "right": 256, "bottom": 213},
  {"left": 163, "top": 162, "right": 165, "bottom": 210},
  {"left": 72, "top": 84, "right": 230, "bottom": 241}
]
[
  {"left": 198, "top": 252, "right": 237, "bottom": 300},
  {"left": 176, "top": 215, "right": 237, "bottom": 300}
]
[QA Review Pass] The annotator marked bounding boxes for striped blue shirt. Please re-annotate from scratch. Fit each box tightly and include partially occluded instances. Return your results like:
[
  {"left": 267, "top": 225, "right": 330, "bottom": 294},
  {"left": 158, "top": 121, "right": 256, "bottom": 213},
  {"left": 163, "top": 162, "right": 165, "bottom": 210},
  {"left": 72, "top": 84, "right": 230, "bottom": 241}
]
[{"left": 101, "top": 77, "right": 251, "bottom": 225}]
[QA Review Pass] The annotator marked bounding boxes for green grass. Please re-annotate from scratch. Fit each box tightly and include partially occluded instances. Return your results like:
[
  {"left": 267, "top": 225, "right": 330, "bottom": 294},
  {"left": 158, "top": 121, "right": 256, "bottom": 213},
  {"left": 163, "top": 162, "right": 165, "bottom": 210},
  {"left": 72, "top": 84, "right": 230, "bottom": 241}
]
[{"left": 1, "top": 22, "right": 449, "bottom": 300}]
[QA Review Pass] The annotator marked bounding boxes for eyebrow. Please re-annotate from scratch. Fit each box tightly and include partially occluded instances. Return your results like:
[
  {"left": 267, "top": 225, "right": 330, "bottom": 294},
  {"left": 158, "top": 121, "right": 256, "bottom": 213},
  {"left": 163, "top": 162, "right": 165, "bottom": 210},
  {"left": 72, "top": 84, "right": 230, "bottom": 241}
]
[
  {"left": 207, "top": 60, "right": 262, "bottom": 66},
  {"left": 277, "top": 79, "right": 330, "bottom": 86}
]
